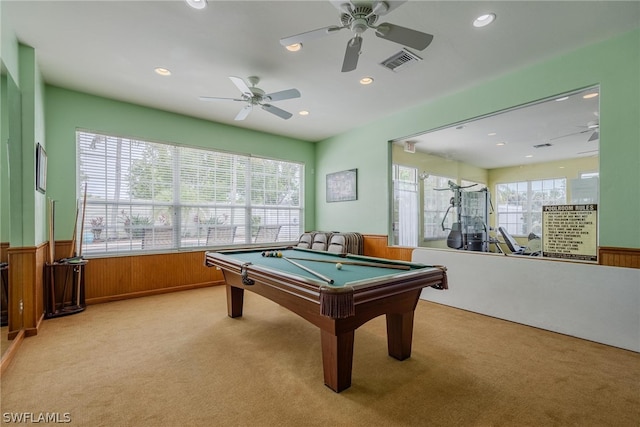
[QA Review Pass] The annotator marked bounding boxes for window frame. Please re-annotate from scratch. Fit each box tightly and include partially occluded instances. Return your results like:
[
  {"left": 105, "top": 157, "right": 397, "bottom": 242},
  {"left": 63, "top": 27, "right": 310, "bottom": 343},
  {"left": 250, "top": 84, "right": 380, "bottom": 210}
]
[
  {"left": 76, "top": 130, "right": 304, "bottom": 256},
  {"left": 422, "top": 174, "right": 456, "bottom": 241},
  {"left": 495, "top": 178, "right": 566, "bottom": 237}
]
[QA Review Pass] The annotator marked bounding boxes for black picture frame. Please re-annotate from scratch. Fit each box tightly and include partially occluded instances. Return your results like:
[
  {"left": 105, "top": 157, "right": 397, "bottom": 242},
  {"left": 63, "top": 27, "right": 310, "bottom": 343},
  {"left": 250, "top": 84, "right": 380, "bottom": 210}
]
[
  {"left": 326, "top": 169, "right": 357, "bottom": 202},
  {"left": 36, "top": 143, "right": 47, "bottom": 193}
]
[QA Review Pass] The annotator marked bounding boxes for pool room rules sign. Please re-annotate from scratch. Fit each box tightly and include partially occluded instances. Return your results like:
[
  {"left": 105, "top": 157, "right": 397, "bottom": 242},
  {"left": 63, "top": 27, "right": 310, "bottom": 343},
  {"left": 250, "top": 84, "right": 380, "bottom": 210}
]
[{"left": 542, "top": 204, "right": 598, "bottom": 262}]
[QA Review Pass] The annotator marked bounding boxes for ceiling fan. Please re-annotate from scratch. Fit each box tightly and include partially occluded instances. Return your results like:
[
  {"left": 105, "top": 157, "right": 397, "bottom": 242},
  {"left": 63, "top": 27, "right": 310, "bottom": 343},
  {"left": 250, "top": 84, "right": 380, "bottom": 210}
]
[
  {"left": 199, "top": 76, "right": 301, "bottom": 121},
  {"left": 280, "top": 0, "right": 434, "bottom": 72},
  {"left": 550, "top": 122, "right": 600, "bottom": 143}
]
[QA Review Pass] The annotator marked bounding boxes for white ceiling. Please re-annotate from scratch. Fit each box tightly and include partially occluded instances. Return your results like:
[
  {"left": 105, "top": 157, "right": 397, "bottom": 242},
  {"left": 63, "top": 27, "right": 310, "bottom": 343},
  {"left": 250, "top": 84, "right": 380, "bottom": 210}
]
[
  {"left": 4, "top": 1, "right": 639, "bottom": 166},
  {"left": 393, "top": 85, "right": 601, "bottom": 169}
]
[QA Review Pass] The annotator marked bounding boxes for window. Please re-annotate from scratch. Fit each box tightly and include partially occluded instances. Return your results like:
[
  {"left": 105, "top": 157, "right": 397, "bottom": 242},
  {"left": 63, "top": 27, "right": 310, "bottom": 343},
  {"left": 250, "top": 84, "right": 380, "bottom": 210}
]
[
  {"left": 77, "top": 131, "right": 304, "bottom": 255},
  {"left": 392, "top": 165, "right": 418, "bottom": 246},
  {"left": 423, "top": 175, "right": 455, "bottom": 240},
  {"left": 495, "top": 178, "right": 566, "bottom": 236}
]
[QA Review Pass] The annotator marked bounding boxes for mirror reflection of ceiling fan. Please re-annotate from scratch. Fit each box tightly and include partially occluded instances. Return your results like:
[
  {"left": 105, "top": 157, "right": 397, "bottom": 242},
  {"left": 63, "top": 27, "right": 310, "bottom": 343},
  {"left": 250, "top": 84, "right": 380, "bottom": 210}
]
[
  {"left": 550, "top": 122, "right": 600, "bottom": 143},
  {"left": 280, "top": 0, "right": 434, "bottom": 72},
  {"left": 199, "top": 76, "right": 301, "bottom": 121}
]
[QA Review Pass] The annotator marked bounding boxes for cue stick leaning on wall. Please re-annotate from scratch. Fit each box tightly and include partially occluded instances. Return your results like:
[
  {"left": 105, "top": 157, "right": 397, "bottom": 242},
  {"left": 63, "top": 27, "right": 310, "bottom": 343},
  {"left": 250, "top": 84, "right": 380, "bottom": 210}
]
[
  {"left": 48, "top": 199, "right": 56, "bottom": 314},
  {"left": 74, "top": 184, "right": 88, "bottom": 308},
  {"left": 60, "top": 198, "right": 80, "bottom": 309}
]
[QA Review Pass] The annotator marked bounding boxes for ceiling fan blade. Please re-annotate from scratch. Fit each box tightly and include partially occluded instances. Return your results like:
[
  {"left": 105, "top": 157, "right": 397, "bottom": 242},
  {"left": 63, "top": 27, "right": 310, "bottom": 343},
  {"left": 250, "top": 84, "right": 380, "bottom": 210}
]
[
  {"left": 261, "top": 104, "right": 293, "bottom": 120},
  {"left": 550, "top": 129, "right": 589, "bottom": 141},
  {"left": 265, "top": 88, "right": 301, "bottom": 102},
  {"left": 199, "top": 96, "right": 244, "bottom": 102},
  {"left": 375, "top": 23, "right": 434, "bottom": 51},
  {"left": 279, "top": 25, "right": 344, "bottom": 46},
  {"left": 234, "top": 105, "right": 252, "bottom": 121},
  {"left": 341, "top": 36, "right": 362, "bottom": 73},
  {"left": 229, "top": 76, "right": 253, "bottom": 97}
]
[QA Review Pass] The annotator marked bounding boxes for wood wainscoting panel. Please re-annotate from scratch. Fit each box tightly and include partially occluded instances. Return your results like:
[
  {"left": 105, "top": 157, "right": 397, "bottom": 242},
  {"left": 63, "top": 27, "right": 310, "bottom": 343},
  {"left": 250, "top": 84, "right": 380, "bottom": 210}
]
[
  {"left": 363, "top": 234, "right": 413, "bottom": 261},
  {"left": 53, "top": 240, "right": 74, "bottom": 261},
  {"left": 7, "top": 244, "right": 47, "bottom": 338},
  {"left": 84, "top": 250, "right": 224, "bottom": 304},
  {"left": 363, "top": 234, "right": 390, "bottom": 258},
  {"left": 599, "top": 247, "right": 640, "bottom": 269},
  {"left": 1, "top": 242, "right": 8, "bottom": 263}
]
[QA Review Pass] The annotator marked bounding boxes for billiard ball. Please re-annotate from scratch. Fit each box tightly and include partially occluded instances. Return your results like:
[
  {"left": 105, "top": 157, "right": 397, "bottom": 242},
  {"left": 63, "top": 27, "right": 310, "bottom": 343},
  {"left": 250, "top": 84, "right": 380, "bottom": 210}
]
[{"left": 336, "top": 263, "right": 343, "bottom": 270}]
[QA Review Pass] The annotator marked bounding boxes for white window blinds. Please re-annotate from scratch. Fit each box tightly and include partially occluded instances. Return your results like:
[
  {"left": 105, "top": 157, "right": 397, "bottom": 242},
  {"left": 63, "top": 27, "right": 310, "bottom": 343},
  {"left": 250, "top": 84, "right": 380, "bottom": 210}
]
[{"left": 77, "top": 131, "right": 304, "bottom": 255}]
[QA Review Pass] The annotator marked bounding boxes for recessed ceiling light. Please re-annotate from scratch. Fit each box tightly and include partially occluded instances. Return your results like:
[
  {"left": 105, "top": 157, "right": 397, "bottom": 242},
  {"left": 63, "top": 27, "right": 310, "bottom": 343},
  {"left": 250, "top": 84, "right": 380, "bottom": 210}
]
[
  {"left": 359, "top": 77, "right": 374, "bottom": 85},
  {"left": 496, "top": 142, "right": 506, "bottom": 146},
  {"left": 154, "top": 67, "right": 171, "bottom": 76},
  {"left": 555, "top": 96, "right": 569, "bottom": 102},
  {"left": 525, "top": 154, "right": 534, "bottom": 158},
  {"left": 299, "top": 110, "right": 309, "bottom": 116},
  {"left": 185, "top": 0, "right": 207, "bottom": 10},
  {"left": 473, "top": 13, "right": 496, "bottom": 28},
  {"left": 286, "top": 43, "right": 302, "bottom": 52},
  {"left": 488, "top": 132, "right": 497, "bottom": 136},
  {"left": 583, "top": 92, "right": 599, "bottom": 99}
]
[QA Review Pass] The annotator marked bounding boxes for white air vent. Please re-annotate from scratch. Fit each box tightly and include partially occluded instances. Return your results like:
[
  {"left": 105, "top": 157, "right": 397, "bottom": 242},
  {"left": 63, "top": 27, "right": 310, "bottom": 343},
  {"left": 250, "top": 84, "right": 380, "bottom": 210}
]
[
  {"left": 404, "top": 141, "right": 416, "bottom": 153},
  {"left": 380, "top": 49, "right": 422, "bottom": 72}
]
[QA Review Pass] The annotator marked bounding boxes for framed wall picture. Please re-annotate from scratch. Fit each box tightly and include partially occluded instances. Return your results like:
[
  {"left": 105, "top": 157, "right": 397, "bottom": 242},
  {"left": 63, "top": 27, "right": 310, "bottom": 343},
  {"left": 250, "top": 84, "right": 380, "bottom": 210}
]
[
  {"left": 326, "top": 169, "right": 357, "bottom": 202},
  {"left": 36, "top": 143, "right": 47, "bottom": 193}
]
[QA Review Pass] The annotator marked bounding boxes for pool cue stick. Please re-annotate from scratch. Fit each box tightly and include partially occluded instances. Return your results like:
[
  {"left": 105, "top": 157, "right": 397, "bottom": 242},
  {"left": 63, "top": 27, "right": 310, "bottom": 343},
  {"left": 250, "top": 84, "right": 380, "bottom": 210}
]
[
  {"left": 282, "top": 256, "right": 334, "bottom": 284},
  {"left": 74, "top": 184, "right": 88, "bottom": 308},
  {"left": 286, "top": 256, "right": 411, "bottom": 270},
  {"left": 60, "top": 200, "right": 80, "bottom": 309},
  {"left": 68, "top": 199, "right": 80, "bottom": 258},
  {"left": 48, "top": 199, "right": 57, "bottom": 314}
]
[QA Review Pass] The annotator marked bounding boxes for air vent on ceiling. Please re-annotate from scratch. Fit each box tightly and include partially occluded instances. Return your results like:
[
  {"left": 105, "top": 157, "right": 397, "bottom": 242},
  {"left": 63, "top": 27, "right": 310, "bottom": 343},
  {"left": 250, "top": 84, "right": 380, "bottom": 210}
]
[
  {"left": 403, "top": 141, "right": 416, "bottom": 153},
  {"left": 380, "top": 49, "right": 422, "bottom": 72},
  {"left": 533, "top": 143, "right": 553, "bottom": 148}
]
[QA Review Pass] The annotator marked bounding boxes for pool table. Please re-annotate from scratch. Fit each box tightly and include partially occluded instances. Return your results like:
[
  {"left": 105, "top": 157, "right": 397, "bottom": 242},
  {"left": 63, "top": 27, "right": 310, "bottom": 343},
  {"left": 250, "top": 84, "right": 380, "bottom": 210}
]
[{"left": 205, "top": 247, "right": 447, "bottom": 392}]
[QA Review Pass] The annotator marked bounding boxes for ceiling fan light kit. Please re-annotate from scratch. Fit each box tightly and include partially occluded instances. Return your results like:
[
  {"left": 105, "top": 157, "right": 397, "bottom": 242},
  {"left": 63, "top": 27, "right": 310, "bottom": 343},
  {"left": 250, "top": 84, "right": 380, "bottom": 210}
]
[
  {"left": 280, "top": 0, "right": 434, "bottom": 72},
  {"left": 185, "top": 0, "right": 207, "bottom": 10}
]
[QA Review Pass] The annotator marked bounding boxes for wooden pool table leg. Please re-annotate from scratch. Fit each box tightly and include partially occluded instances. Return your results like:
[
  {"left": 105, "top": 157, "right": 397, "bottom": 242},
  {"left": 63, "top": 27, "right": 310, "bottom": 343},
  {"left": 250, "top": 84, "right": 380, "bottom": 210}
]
[
  {"left": 320, "top": 329, "right": 355, "bottom": 392},
  {"left": 226, "top": 285, "right": 244, "bottom": 318},
  {"left": 386, "top": 310, "right": 415, "bottom": 360}
]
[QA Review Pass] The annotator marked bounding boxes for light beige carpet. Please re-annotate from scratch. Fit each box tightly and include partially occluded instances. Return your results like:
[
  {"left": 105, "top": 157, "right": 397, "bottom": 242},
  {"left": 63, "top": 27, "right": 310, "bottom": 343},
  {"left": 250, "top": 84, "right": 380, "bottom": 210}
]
[{"left": 1, "top": 286, "right": 638, "bottom": 426}]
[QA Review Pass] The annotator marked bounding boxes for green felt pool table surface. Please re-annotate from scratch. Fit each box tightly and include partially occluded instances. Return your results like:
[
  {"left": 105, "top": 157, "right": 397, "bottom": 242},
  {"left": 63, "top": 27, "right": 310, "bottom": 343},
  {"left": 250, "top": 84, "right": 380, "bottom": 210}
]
[{"left": 223, "top": 247, "right": 428, "bottom": 287}]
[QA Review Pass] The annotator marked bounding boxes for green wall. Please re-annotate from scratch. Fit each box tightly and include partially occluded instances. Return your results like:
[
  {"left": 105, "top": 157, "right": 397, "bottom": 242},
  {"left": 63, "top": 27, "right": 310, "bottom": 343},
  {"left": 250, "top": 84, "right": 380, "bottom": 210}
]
[
  {"left": 316, "top": 28, "right": 640, "bottom": 249},
  {"left": 0, "top": 73, "right": 7, "bottom": 242},
  {"left": 0, "top": 42, "right": 44, "bottom": 248},
  {"left": 44, "top": 86, "right": 317, "bottom": 239},
  {"left": 19, "top": 44, "right": 47, "bottom": 247}
]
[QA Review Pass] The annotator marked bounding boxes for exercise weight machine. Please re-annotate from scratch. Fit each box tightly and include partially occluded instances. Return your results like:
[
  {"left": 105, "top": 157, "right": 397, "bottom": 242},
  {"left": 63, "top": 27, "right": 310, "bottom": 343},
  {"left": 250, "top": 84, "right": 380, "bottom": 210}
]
[{"left": 438, "top": 181, "right": 493, "bottom": 252}]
